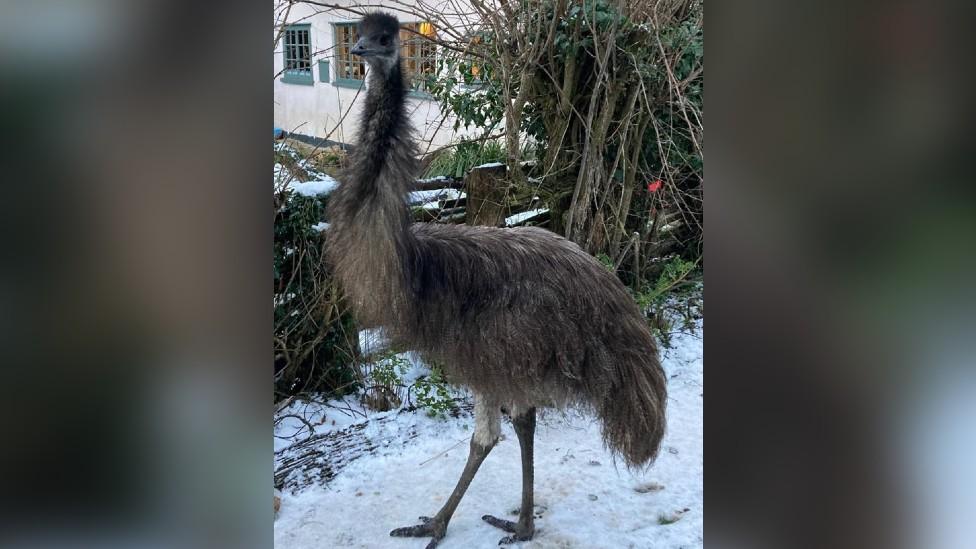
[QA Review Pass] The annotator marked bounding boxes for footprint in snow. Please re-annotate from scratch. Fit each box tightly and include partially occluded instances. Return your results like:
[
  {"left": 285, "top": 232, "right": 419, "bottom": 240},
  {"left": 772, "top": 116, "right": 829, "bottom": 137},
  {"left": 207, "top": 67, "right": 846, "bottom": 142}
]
[{"left": 634, "top": 482, "right": 665, "bottom": 494}]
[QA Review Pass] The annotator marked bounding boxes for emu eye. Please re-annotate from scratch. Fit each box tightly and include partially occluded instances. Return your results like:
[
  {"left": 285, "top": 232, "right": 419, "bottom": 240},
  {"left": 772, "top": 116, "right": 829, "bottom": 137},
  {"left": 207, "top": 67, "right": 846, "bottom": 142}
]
[{"left": 380, "top": 35, "right": 391, "bottom": 46}]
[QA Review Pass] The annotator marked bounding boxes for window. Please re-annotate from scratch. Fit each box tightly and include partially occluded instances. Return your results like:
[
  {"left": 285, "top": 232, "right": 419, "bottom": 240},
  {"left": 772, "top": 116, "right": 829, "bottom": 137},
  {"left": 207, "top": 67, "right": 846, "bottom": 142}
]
[
  {"left": 281, "top": 24, "right": 313, "bottom": 85},
  {"left": 334, "top": 23, "right": 366, "bottom": 86},
  {"left": 332, "top": 21, "right": 438, "bottom": 94},
  {"left": 400, "top": 22, "right": 438, "bottom": 94}
]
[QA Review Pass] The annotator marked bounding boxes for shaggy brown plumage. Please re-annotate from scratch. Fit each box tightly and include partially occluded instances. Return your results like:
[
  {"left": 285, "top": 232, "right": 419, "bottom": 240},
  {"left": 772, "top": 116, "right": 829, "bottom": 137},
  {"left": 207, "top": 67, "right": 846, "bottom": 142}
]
[{"left": 325, "top": 12, "right": 666, "bottom": 546}]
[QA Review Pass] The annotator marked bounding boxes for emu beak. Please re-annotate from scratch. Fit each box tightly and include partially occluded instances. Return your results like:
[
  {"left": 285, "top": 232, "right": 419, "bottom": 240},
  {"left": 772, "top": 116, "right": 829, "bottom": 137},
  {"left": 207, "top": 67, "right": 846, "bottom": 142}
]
[{"left": 350, "top": 38, "right": 369, "bottom": 57}]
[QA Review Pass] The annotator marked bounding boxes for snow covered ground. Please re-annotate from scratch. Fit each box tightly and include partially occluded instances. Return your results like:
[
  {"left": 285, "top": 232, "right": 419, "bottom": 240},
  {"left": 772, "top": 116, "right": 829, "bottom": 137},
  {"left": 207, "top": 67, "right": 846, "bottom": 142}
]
[{"left": 274, "top": 325, "right": 703, "bottom": 548}]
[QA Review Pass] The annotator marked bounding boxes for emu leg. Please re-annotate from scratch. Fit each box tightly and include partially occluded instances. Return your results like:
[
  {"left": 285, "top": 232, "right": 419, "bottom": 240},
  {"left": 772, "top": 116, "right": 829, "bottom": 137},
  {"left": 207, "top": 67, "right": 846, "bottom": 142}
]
[
  {"left": 483, "top": 407, "right": 536, "bottom": 544},
  {"left": 391, "top": 396, "right": 499, "bottom": 549}
]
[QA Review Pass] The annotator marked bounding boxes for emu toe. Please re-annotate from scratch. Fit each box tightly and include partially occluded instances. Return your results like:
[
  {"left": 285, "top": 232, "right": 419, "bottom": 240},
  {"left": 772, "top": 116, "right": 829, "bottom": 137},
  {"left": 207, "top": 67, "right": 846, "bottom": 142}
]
[
  {"left": 390, "top": 516, "right": 446, "bottom": 549},
  {"left": 482, "top": 514, "right": 534, "bottom": 544}
]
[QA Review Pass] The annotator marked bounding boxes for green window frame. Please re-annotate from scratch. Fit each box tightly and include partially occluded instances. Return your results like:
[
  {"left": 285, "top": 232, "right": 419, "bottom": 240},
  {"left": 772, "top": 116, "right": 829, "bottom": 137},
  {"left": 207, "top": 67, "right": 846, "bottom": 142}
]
[
  {"left": 281, "top": 24, "right": 314, "bottom": 85},
  {"left": 317, "top": 59, "right": 330, "bottom": 83}
]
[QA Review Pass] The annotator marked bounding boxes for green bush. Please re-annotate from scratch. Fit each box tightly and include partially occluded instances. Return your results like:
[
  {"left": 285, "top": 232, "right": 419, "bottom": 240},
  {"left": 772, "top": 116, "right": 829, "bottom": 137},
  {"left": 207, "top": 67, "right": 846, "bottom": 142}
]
[
  {"left": 424, "top": 139, "right": 507, "bottom": 179},
  {"left": 360, "top": 350, "right": 456, "bottom": 416},
  {"left": 361, "top": 351, "right": 409, "bottom": 411},
  {"left": 274, "top": 145, "right": 359, "bottom": 402},
  {"left": 412, "top": 364, "right": 456, "bottom": 418},
  {"left": 633, "top": 256, "right": 702, "bottom": 347}
]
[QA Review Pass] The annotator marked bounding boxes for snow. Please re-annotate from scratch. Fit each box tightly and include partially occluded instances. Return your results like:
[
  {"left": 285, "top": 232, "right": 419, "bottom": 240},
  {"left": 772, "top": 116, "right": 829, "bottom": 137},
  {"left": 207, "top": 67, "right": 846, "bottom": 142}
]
[
  {"left": 274, "top": 143, "right": 332, "bottom": 188},
  {"left": 274, "top": 397, "right": 372, "bottom": 453},
  {"left": 274, "top": 324, "right": 703, "bottom": 548},
  {"left": 506, "top": 208, "right": 549, "bottom": 227},
  {"left": 273, "top": 292, "right": 296, "bottom": 307},
  {"left": 474, "top": 162, "right": 505, "bottom": 169},
  {"left": 408, "top": 189, "right": 464, "bottom": 209},
  {"left": 359, "top": 328, "right": 389, "bottom": 356},
  {"left": 273, "top": 163, "right": 287, "bottom": 180},
  {"left": 290, "top": 176, "right": 340, "bottom": 197},
  {"left": 311, "top": 222, "right": 330, "bottom": 232},
  {"left": 417, "top": 175, "right": 449, "bottom": 184}
]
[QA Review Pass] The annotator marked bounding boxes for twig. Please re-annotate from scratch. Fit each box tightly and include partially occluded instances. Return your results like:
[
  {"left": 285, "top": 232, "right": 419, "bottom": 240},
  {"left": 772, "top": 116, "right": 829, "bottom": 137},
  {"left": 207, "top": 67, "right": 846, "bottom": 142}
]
[{"left": 418, "top": 437, "right": 468, "bottom": 466}]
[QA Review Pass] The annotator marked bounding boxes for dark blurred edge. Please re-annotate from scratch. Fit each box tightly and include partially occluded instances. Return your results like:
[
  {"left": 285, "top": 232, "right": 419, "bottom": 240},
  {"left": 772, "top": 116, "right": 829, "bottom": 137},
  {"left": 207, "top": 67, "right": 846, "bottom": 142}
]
[
  {"left": 709, "top": 0, "right": 975, "bottom": 548},
  {"left": 2, "top": 0, "right": 974, "bottom": 547},
  {"left": 1, "top": 1, "right": 269, "bottom": 547}
]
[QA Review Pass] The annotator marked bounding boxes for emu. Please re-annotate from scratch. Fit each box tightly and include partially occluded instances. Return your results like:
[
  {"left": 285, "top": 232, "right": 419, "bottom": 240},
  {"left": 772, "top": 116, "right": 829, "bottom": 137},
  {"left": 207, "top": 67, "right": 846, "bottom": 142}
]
[{"left": 326, "top": 12, "right": 667, "bottom": 548}]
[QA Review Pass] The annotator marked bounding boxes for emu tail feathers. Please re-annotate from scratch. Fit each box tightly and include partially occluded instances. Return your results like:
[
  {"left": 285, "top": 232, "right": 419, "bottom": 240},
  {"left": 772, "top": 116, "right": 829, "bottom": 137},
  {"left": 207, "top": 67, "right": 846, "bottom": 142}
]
[{"left": 595, "top": 349, "right": 667, "bottom": 469}]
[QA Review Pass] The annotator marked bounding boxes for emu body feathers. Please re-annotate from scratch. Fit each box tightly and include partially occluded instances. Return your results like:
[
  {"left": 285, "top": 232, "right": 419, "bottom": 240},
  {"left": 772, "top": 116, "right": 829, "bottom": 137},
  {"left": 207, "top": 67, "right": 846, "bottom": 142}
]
[{"left": 327, "top": 11, "right": 666, "bottom": 477}]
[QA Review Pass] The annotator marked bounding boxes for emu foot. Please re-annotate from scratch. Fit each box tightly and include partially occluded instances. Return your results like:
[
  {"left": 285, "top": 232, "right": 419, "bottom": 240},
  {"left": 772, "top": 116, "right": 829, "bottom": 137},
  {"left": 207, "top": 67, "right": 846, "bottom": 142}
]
[
  {"left": 390, "top": 516, "right": 447, "bottom": 549},
  {"left": 482, "top": 514, "right": 534, "bottom": 544}
]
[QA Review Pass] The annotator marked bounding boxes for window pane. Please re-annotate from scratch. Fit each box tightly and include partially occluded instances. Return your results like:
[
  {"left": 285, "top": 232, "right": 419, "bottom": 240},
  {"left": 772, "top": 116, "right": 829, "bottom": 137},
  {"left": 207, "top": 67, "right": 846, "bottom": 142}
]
[
  {"left": 282, "top": 26, "right": 315, "bottom": 81},
  {"left": 334, "top": 24, "right": 364, "bottom": 81},
  {"left": 396, "top": 22, "right": 436, "bottom": 91}
]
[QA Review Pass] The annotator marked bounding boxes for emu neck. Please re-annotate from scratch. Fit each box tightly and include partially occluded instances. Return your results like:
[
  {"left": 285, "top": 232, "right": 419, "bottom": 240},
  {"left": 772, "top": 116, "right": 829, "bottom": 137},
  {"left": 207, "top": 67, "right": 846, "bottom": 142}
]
[
  {"left": 326, "top": 59, "right": 418, "bottom": 324},
  {"left": 357, "top": 59, "right": 411, "bottom": 191}
]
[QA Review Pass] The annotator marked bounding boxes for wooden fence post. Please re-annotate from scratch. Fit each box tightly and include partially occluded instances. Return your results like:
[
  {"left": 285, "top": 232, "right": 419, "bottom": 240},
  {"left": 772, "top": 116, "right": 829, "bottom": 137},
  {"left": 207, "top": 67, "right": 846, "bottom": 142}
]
[{"left": 465, "top": 164, "right": 508, "bottom": 227}]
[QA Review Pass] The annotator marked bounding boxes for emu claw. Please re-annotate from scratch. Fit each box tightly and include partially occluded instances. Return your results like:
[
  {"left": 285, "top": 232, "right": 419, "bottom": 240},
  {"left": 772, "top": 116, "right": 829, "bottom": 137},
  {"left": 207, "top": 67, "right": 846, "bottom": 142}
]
[
  {"left": 390, "top": 516, "right": 445, "bottom": 548},
  {"left": 481, "top": 515, "right": 518, "bottom": 533},
  {"left": 482, "top": 515, "right": 534, "bottom": 544}
]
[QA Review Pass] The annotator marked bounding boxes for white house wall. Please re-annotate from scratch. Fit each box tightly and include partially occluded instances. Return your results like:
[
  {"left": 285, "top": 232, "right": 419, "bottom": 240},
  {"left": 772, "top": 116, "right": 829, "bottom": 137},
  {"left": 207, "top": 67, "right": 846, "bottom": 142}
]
[{"left": 274, "top": 1, "right": 476, "bottom": 150}]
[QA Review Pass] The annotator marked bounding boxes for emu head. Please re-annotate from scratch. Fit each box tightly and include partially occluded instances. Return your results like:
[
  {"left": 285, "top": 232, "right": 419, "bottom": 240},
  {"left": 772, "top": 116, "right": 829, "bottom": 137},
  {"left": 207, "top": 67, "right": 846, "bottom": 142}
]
[{"left": 352, "top": 12, "right": 401, "bottom": 74}]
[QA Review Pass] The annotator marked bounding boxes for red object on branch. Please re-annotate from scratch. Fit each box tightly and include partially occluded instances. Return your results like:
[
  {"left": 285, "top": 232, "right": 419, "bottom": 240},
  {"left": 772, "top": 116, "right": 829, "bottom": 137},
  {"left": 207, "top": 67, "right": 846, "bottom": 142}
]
[{"left": 647, "top": 180, "right": 663, "bottom": 193}]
